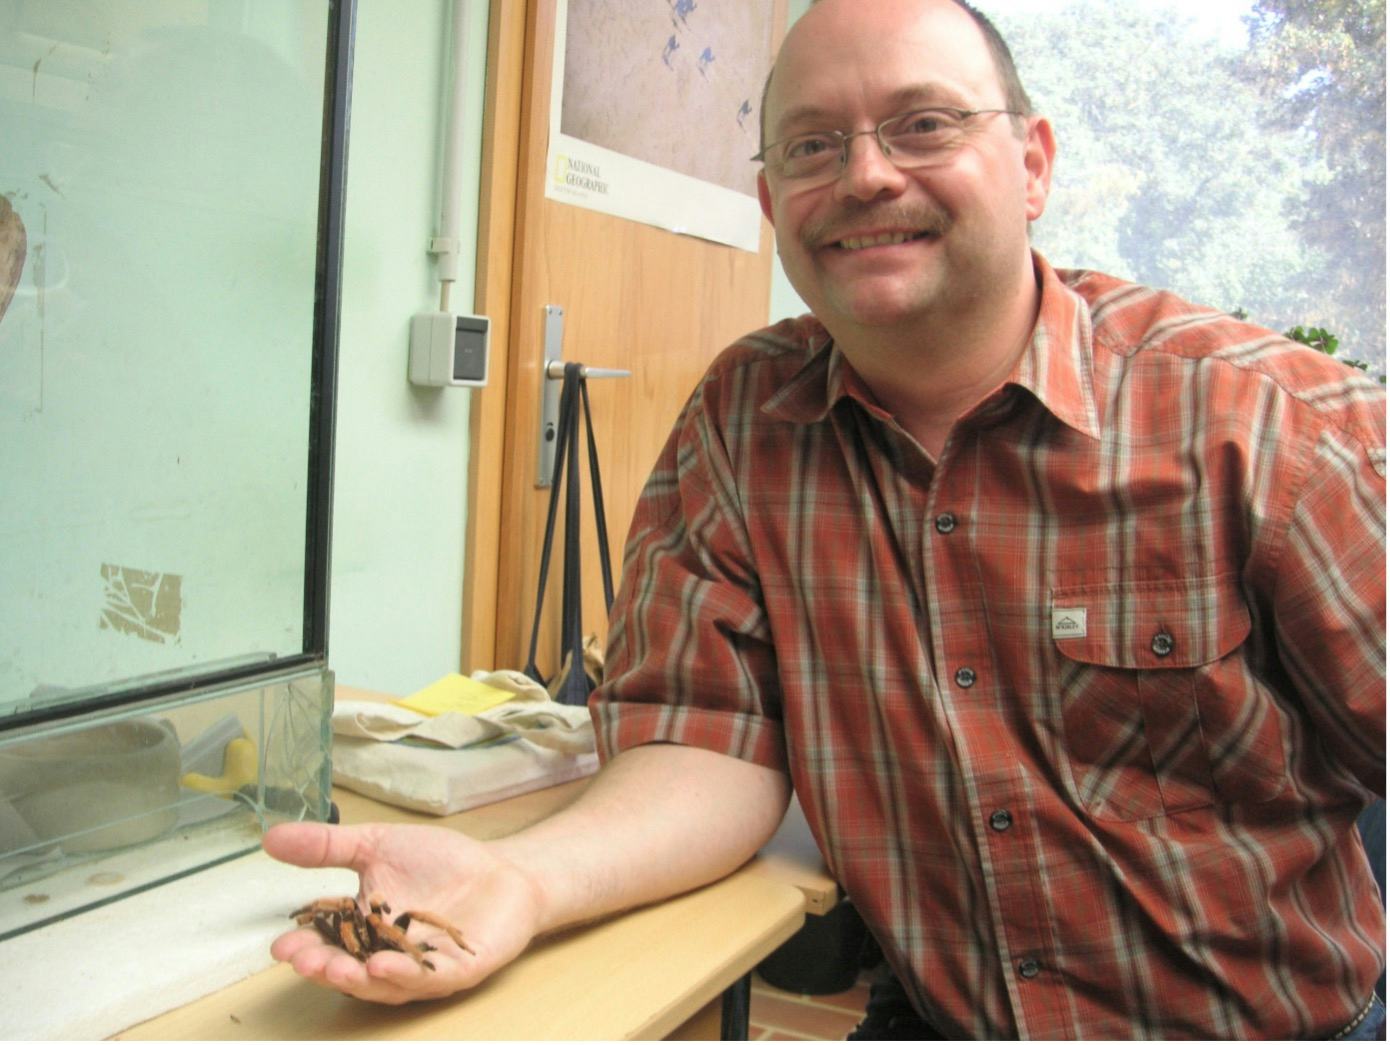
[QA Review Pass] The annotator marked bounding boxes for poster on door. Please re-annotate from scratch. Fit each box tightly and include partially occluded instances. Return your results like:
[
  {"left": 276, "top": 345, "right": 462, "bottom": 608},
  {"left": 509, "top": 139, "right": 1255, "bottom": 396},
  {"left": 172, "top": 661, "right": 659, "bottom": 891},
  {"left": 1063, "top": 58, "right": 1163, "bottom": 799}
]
[{"left": 544, "top": 0, "right": 774, "bottom": 253}]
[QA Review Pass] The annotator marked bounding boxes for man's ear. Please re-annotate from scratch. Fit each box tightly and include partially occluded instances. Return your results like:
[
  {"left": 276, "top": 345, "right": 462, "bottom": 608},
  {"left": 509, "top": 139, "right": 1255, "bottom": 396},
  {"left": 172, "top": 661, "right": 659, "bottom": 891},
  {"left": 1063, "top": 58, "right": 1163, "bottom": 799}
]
[
  {"left": 1023, "top": 116, "right": 1056, "bottom": 222},
  {"left": 757, "top": 170, "right": 775, "bottom": 225}
]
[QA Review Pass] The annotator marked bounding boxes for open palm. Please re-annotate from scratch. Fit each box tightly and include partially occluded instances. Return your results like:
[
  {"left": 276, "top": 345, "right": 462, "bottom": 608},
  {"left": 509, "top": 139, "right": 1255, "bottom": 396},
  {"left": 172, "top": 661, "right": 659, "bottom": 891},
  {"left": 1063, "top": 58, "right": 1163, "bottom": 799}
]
[{"left": 264, "top": 821, "right": 545, "bottom": 1004}]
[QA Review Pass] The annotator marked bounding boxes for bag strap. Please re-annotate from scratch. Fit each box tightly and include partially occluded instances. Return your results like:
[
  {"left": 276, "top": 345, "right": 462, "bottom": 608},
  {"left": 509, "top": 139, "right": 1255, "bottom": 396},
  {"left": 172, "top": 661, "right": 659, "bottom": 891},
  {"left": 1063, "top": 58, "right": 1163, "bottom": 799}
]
[
  {"left": 580, "top": 378, "right": 615, "bottom": 613},
  {"left": 553, "top": 364, "right": 589, "bottom": 706},
  {"left": 523, "top": 365, "right": 579, "bottom": 687},
  {"left": 522, "top": 364, "right": 615, "bottom": 706}
]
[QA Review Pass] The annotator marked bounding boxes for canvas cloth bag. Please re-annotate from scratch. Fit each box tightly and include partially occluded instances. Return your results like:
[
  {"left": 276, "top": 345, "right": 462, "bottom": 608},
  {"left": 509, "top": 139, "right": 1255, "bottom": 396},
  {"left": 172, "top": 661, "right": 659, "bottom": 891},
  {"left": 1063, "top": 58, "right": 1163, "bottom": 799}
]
[{"left": 330, "top": 670, "right": 598, "bottom": 815}]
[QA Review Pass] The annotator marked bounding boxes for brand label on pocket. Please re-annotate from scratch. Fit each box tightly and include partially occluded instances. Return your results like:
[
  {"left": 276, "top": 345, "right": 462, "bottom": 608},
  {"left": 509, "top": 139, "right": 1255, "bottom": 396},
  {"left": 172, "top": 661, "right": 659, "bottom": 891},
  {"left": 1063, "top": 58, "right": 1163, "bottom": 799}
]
[{"left": 1052, "top": 607, "right": 1087, "bottom": 639}]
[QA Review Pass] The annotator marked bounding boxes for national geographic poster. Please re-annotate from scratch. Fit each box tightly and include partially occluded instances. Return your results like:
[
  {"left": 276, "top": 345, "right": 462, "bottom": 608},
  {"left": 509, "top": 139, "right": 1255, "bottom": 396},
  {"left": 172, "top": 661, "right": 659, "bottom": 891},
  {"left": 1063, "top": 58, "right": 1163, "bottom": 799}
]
[{"left": 545, "top": 0, "right": 774, "bottom": 252}]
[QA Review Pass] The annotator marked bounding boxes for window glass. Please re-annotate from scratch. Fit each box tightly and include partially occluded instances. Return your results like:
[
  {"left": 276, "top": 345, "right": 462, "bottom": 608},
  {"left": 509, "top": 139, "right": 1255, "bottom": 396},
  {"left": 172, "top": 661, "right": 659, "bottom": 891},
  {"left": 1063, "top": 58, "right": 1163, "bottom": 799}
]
[
  {"left": 0, "top": 1, "right": 335, "bottom": 718},
  {"left": 990, "top": 0, "right": 1385, "bottom": 376}
]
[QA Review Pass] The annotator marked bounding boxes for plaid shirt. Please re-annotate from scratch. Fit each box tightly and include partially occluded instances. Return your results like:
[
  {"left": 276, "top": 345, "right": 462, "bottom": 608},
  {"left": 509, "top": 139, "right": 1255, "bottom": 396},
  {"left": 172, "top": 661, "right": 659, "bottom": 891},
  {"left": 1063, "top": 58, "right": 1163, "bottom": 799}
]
[{"left": 592, "top": 254, "right": 1386, "bottom": 1039}]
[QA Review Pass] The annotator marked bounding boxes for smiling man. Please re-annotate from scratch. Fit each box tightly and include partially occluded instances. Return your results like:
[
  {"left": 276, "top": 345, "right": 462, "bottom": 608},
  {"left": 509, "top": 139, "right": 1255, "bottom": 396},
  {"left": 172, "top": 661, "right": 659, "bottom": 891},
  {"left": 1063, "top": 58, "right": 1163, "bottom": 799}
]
[
  {"left": 754, "top": 0, "right": 1052, "bottom": 463},
  {"left": 265, "top": 1, "right": 1386, "bottom": 1037}
]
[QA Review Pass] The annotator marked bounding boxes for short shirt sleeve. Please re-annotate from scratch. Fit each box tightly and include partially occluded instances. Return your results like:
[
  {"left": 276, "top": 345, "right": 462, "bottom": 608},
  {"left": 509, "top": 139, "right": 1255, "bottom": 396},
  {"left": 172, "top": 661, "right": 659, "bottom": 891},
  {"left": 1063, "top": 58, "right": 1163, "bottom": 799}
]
[{"left": 589, "top": 371, "right": 788, "bottom": 773}]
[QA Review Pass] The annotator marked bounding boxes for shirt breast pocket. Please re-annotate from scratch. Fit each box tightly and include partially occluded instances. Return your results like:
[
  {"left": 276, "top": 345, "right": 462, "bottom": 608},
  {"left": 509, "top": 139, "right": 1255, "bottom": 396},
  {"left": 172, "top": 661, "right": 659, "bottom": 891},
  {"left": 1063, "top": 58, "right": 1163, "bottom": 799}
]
[{"left": 1050, "top": 572, "right": 1278, "bottom": 822}]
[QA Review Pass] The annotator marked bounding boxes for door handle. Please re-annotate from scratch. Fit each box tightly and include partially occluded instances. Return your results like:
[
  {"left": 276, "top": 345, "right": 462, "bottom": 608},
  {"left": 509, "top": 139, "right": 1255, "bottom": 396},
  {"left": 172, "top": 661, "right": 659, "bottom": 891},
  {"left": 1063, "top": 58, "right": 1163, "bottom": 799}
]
[
  {"left": 537, "top": 305, "right": 630, "bottom": 487},
  {"left": 544, "top": 361, "right": 631, "bottom": 380}
]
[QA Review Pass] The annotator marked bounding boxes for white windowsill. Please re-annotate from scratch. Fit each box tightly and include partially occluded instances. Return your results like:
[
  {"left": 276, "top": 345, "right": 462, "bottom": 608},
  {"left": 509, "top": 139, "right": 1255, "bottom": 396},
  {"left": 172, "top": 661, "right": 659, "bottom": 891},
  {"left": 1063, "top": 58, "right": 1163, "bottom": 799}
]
[{"left": 0, "top": 849, "right": 355, "bottom": 1039}]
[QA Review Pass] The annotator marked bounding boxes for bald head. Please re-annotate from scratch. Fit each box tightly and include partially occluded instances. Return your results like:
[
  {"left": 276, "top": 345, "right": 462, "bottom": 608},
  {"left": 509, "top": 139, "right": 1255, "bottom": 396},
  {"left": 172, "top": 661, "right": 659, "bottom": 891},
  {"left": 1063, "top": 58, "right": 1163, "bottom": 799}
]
[{"left": 759, "top": 0, "right": 1032, "bottom": 152}]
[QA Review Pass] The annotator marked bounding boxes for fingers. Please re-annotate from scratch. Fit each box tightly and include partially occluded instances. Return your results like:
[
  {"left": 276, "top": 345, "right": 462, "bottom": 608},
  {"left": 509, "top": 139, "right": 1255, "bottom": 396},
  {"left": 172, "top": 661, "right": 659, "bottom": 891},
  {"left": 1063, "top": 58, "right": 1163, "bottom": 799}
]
[
  {"left": 361, "top": 950, "right": 469, "bottom": 1002},
  {"left": 269, "top": 925, "right": 322, "bottom": 963},
  {"left": 273, "top": 928, "right": 415, "bottom": 1003},
  {"left": 271, "top": 919, "right": 489, "bottom": 1004},
  {"left": 263, "top": 821, "right": 374, "bottom": 872},
  {"left": 274, "top": 930, "right": 480, "bottom": 1004}
]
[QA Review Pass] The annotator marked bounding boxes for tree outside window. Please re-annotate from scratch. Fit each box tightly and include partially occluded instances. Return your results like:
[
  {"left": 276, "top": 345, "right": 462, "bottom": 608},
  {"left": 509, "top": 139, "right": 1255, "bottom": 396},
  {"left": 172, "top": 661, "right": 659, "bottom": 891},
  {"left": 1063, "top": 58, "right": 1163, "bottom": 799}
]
[{"left": 993, "top": 0, "right": 1385, "bottom": 378}]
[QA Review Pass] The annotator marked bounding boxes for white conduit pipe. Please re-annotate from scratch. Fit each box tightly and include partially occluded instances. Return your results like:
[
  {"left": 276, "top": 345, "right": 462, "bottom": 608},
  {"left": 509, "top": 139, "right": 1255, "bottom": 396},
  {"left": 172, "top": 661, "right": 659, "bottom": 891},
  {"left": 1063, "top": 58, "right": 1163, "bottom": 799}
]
[{"left": 434, "top": 0, "right": 470, "bottom": 312}]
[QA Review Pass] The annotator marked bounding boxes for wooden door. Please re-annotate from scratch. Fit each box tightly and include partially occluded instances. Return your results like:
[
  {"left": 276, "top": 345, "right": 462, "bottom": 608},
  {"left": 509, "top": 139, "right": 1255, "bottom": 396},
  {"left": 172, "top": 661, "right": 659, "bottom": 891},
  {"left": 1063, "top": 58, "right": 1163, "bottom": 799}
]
[{"left": 464, "top": 0, "right": 786, "bottom": 677}]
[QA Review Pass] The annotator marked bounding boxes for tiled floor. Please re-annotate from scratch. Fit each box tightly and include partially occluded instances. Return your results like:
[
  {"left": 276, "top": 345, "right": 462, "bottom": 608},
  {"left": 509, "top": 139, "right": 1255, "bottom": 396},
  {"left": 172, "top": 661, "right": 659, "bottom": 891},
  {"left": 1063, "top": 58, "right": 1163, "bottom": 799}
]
[{"left": 748, "top": 969, "right": 871, "bottom": 1041}]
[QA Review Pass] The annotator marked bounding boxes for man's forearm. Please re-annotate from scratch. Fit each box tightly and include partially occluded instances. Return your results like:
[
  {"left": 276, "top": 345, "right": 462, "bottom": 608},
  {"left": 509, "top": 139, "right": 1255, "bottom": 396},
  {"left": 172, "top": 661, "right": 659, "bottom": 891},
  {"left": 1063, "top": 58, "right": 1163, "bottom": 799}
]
[{"left": 491, "top": 743, "right": 792, "bottom": 935}]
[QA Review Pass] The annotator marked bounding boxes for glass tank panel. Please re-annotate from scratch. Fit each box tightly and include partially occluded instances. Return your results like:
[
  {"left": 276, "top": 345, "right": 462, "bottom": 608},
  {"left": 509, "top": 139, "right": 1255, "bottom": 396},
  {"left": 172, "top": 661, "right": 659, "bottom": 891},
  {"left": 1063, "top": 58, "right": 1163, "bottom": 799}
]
[{"left": 0, "top": 666, "right": 333, "bottom": 940}]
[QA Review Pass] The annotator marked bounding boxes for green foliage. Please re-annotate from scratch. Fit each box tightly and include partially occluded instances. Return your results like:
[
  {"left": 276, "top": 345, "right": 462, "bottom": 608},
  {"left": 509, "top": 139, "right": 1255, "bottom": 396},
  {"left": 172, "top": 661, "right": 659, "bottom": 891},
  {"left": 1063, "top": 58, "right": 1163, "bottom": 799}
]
[
  {"left": 1242, "top": 0, "right": 1386, "bottom": 377},
  {"left": 1283, "top": 324, "right": 1384, "bottom": 382},
  {"left": 1284, "top": 325, "right": 1340, "bottom": 356},
  {"left": 999, "top": 3, "right": 1316, "bottom": 329},
  {"left": 993, "top": 0, "right": 1385, "bottom": 376}
]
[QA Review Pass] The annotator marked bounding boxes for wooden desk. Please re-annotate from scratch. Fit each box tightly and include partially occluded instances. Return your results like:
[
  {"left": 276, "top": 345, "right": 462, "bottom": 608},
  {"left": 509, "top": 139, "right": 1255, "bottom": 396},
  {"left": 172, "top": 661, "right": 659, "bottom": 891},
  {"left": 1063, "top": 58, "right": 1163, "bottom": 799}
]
[{"left": 117, "top": 781, "right": 808, "bottom": 1041}]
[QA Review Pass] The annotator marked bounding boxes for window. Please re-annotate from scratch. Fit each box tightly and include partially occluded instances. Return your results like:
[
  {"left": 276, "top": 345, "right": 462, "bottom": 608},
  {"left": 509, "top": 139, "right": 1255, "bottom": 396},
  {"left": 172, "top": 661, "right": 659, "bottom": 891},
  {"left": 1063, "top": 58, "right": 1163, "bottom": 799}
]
[{"left": 993, "top": 0, "right": 1385, "bottom": 377}]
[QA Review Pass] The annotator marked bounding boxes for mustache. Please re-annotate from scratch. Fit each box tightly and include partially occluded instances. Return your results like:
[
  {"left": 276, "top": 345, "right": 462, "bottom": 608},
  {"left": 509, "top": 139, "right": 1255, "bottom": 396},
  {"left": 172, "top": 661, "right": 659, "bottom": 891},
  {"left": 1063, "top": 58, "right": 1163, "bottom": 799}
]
[{"left": 801, "top": 201, "right": 952, "bottom": 248}]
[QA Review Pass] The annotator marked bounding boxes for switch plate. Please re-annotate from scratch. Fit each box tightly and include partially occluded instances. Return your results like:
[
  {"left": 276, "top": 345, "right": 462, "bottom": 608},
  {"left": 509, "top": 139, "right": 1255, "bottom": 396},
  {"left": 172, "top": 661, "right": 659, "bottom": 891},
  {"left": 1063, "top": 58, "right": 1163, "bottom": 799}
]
[{"left": 409, "top": 311, "right": 490, "bottom": 387}]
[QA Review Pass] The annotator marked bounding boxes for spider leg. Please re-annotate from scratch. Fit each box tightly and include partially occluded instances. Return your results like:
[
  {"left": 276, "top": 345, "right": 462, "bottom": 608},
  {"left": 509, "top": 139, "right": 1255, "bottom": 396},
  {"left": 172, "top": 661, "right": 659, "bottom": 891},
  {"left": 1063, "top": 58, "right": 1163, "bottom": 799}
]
[
  {"left": 291, "top": 895, "right": 356, "bottom": 919},
  {"left": 311, "top": 912, "right": 339, "bottom": 942},
  {"left": 366, "top": 913, "right": 439, "bottom": 971},
  {"left": 291, "top": 895, "right": 451, "bottom": 966},
  {"left": 338, "top": 912, "right": 369, "bottom": 959},
  {"left": 401, "top": 910, "right": 476, "bottom": 955}
]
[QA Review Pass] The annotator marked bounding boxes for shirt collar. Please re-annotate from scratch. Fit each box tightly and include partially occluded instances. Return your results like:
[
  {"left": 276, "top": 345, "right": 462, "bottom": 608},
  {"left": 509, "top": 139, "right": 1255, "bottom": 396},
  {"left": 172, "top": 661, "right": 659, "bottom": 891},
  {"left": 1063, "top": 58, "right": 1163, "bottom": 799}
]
[
  {"left": 762, "top": 252, "right": 1102, "bottom": 441},
  {"left": 1011, "top": 252, "right": 1101, "bottom": 440},
  {"left": 759, "top": 324, "right": 840, "bottom": 423}
]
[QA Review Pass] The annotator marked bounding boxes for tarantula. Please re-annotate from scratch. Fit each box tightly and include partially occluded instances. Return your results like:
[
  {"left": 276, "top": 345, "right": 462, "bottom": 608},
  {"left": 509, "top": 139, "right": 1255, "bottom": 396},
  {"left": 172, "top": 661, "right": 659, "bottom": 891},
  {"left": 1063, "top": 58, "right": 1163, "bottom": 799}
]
[{"left": 290, "top": 894, "right": 474, "bottom": 971}]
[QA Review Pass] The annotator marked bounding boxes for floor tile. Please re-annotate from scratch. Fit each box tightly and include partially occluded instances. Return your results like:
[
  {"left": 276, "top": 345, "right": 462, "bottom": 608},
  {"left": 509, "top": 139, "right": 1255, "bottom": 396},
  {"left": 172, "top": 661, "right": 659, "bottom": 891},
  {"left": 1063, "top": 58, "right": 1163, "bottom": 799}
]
[{"left": 748, "top": 970, "right": 869, "bottom": 1041}]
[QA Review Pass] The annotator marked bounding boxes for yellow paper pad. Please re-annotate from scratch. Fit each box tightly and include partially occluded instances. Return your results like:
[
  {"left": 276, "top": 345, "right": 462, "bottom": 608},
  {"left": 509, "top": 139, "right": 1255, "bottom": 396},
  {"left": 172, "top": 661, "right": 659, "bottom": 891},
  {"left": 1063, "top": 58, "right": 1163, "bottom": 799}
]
[{"left": 394, "top": 674, "right": 514, "bottom": 717}]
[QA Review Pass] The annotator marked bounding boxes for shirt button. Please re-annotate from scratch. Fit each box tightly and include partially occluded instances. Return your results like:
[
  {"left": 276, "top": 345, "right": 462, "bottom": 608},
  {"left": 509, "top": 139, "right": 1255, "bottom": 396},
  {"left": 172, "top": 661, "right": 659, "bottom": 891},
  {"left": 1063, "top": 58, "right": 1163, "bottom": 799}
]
[
  {"left": 1018, "top": 957, "right": 1042, "bottom": 979},
  {"left": 934, "top": 512, "right": 957, "bottom": 534},
  {"left": 1151, "top": 632, "right": 1175, "bottom": 658},
  {"left": 989, "top": 809, "right": 1013, "bottom": 832},
  {"left": 954, "top": 666, "right": 977, "bottom": 688}
]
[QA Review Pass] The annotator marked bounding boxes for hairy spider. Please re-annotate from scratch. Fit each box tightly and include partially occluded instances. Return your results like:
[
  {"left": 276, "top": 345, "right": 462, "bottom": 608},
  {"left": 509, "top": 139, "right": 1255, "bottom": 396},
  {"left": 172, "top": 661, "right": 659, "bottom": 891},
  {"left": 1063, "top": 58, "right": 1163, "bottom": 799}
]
[{"left": 290, "top": 894, "right": 475, "bottom": 971}]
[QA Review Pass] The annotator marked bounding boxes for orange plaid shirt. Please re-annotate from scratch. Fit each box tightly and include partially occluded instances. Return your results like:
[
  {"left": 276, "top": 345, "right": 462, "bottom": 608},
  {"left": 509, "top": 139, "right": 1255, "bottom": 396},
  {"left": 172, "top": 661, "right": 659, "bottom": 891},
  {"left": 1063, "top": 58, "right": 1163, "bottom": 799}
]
[{"left": 593, "top": 254, "right": 1386, "bottom": 1039}]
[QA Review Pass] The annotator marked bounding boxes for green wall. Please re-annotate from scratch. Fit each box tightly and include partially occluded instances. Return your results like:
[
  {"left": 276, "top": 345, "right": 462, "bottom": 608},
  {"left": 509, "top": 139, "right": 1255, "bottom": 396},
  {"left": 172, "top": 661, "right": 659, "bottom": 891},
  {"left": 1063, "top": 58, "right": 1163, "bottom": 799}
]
[{"left": 326, "top": 0, "right": 489, "bottom": 695}]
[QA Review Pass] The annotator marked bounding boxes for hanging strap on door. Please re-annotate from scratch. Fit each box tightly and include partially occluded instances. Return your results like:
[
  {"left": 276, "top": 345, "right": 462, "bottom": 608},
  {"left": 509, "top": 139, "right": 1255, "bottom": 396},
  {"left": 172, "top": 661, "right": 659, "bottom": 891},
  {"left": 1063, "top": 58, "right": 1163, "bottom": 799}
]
[
  {"left": 523, "top": 362, "right": 615, "bottom": 706},
  {"left": 580, "top": 377, "right": 615, "bottom": 612}
]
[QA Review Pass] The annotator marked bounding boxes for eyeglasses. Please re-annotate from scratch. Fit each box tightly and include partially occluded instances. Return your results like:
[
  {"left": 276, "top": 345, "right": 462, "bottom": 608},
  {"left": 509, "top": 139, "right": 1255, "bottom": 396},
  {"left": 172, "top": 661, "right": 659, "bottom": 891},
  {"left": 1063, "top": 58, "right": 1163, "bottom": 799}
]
[{"left": 752, "top": 107, "right": 1022, "bottom": 185}]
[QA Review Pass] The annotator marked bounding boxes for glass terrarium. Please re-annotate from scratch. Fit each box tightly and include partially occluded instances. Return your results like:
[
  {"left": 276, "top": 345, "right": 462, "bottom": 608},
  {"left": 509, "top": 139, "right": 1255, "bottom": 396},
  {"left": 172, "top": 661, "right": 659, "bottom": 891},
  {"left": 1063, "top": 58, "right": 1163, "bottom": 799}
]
[
  {"left": 0, "top": 667, "right": 333, "bottom": 940},
  {"left": 0, "top": 0, "right": 352, "bottom": 942}
]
